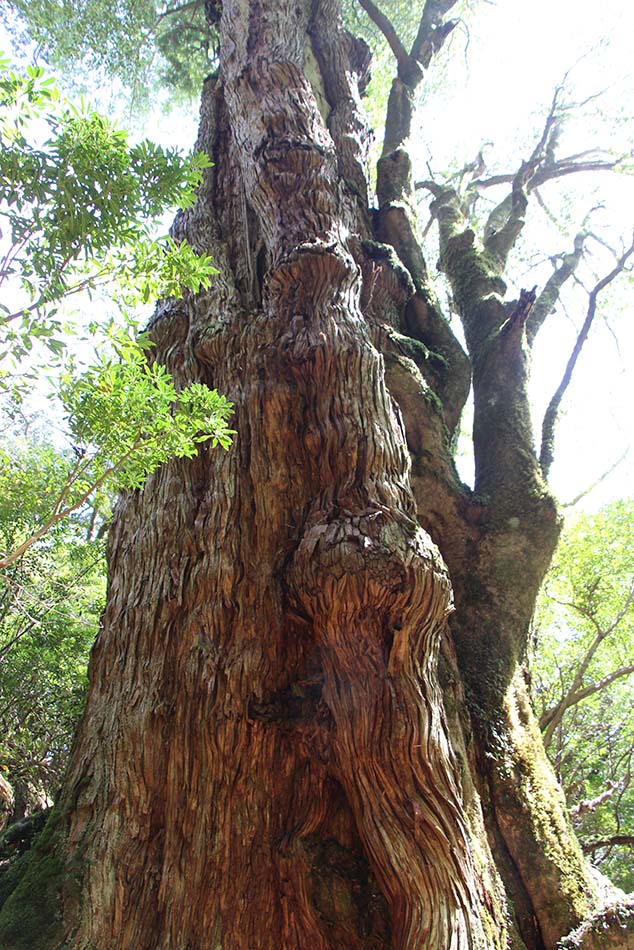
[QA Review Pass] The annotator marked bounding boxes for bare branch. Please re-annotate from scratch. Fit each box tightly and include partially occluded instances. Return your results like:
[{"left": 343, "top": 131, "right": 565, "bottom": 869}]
[
  {"left": 533, "top": 85, "right": 563, "bottom": 162},
  {"left": 570, "top": 783, "right": 619, "bottom": 819},
  {"left": 561, "top": 663, "right": 634, "bottom": 713},
  {"left": 582, "top": 834, "right": 634, "bottom": 854},
  {"left": 562, "top": 448, "right": 629, "bottom": 508},
  {"left": 539, "top": 233, "right": 634, "bottom": 477},
  {"left": 356, "top": 0, "right": 412, "bottom": 75},
  {"left": 463, "top": 155, "right": 624, "bottom": 195}
]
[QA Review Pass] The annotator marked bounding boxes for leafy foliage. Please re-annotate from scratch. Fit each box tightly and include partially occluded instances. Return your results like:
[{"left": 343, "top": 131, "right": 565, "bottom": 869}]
[
  {"left": 2, "top": 0, "right": 218, "bottom": 106},
  {"left": 0, "top": 55, "right": 216, "bottom": 375},
  {"left": 1, "top": 327, "right": 234, "bottom": 568},
  {"left": 0, "top": 57, "right": 234, "bottom": 568},
  {"left": 533, "top": 500, "right": 634, "bottom": 891},
  {"left": 0, "top": 440, "right": 106, "bottom": 810}
]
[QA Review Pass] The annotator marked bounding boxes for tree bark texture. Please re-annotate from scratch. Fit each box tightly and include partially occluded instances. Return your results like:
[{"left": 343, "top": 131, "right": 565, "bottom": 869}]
[{"left": 0, "top": 1, "right": 604, "bottom": 948}]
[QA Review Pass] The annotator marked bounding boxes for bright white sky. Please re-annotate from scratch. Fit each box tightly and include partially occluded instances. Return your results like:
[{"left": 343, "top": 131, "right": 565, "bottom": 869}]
[
  {"left": 412, "top": 0, "right": 634, "bottom": 510},
  {"left": 1, "top": 0, "right": 633, "bottom": 512}
]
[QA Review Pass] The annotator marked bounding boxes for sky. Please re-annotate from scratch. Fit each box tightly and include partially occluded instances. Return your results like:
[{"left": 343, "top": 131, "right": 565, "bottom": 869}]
[
  {"left": 1, "top": 0, "right": 633, "bottom": 512},
  {"left": 409, "top": 0, "right": 634, "bottom": 509}
]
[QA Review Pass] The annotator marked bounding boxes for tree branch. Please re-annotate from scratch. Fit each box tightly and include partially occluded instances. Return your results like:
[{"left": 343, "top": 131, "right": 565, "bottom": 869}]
[
  {"left": 410, "top": 0, "right": 458, "bottom": 69},
  {"left": 483, "top": 162, "right": 530, "bottom": 269},
  {"left": 540, "top": 582, "right": 634, "bottom": 748},
  {"left": 539, "top": 233, "right": 634, "bottom": 477},
  {"left": 582, "top": 834, "right": 634, "bottom": 854},
  {"left": 356, "top": 0, "right": 412, "bottom": 75},
  {"left": 570, "top": 783, "right": 618, "bottom": 819},
  {"left": 465, "top": 155, "right": 626, "bottom": 194},
  {"left": 155, "top": 0, "right": 202, "bottom": 26},
  {"left": 562, "top": 664, "right": 634, "bottom": 713},
  {"left": 526, "top": 232, "right": 586, "bottom": 346},
  {"left": 562, "top": 449, "right": 629, "bottom": 508}
]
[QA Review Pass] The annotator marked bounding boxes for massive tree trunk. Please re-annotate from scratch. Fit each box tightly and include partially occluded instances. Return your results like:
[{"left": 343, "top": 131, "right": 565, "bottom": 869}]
[{"left": 0, "top": 1, "right": 607, "bottom": 948}]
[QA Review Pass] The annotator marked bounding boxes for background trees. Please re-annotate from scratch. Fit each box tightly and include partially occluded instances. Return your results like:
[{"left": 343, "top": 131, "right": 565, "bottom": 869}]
[
  {"left": 534, "top": 500, "right": 634, "bottom": 893},
  {"left": 0, "top": 440, "right": 105, "bottom": 817}
]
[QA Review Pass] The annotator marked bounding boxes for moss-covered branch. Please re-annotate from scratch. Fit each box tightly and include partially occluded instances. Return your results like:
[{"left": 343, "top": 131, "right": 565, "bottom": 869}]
[{"left": 527, "top": 232, "right": 586, "bottom": 345}]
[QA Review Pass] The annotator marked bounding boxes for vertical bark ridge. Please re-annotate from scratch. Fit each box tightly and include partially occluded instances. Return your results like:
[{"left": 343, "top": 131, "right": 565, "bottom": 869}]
[{"left": 215, "top": 2, "right": 503, "bottom": 946}]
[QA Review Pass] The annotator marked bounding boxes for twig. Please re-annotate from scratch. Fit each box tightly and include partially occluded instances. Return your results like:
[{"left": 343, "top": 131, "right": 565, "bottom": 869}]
[
  {"left": 539, "top": 232, "right": 634, "bottom": 477},
  {"left": 562, "top": 449, "right": 629, "bottom": 508}
]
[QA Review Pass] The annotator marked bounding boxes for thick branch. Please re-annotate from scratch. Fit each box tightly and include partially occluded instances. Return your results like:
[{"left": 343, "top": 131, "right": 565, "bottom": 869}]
[
  {"left": 356, "top": 0, "right": 412, "bottom": 75},
  {"left": 526, "top": 232, "right": 586, "bottom": 346},
  {"left": 432, "top": 186, "right": 506, "bottom": 331},
  {"left": 484, "top": 162, "right": 530, "bottom": 269},
  {"left": 540, "top": 233, "right": 634, "bottom": 477},
  {"left": 582, "top": 835, "right": 634, "bottom": 854},
  {"left": 410, "top": 0, "right": 458, "bottom": 69}
]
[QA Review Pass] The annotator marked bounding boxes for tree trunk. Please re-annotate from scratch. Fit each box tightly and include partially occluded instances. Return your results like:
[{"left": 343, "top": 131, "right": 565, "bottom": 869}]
[{"left": 0, "top": 1, "right": 606, "bottom": 947}]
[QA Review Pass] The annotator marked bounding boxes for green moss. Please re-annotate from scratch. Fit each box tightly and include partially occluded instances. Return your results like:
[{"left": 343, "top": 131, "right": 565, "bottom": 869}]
[
  {"left": 0, "top": 851, "right": 64, "bottom": 949},
  {"left": 360, "top": 239, "right": 415, "bottom": 297},
  {"left": 389, "top": 329, "right": 448, "bottom": 372},
  {"left": 558, "top": 898, "right": 634, "bottom": 949},
  {"left": 442, "top": 230, "right": 507, "bottom": 315},
  {"left": 0, "top": 808, "right": 67, "bottom": 949},
  {"left": 490, "top": 676, "right": 595, "bottom": 938}
]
